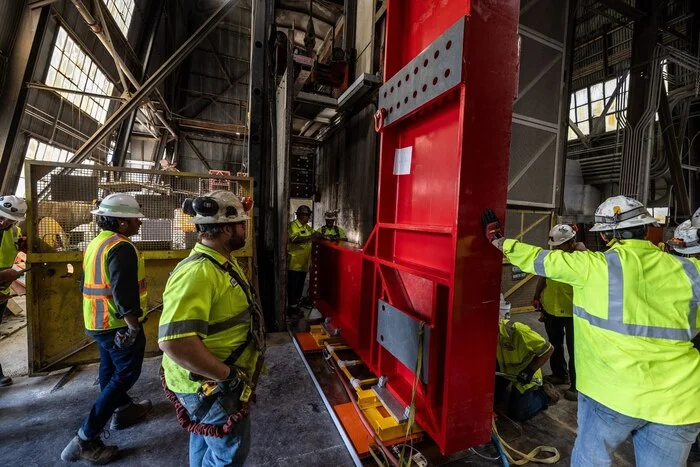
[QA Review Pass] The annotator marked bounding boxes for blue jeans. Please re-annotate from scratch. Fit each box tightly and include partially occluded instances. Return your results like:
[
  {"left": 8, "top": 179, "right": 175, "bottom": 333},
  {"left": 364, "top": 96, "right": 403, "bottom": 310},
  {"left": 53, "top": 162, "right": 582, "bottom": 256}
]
[
  {"left": 572, "top": 393, "right": 700, "bottom": 467},
  {"left": 80, "top": 328, "right": 145, "bottom": 439},
  {"left": 495, "top": 376, "right": 550, "bottom": 421},
  {"left": 177, "top": 390, "right": 251, "bottom": 467}
]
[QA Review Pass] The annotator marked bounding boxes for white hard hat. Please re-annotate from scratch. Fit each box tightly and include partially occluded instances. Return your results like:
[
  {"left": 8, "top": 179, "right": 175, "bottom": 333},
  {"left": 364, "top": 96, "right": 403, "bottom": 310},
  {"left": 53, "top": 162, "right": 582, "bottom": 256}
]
[
  {"left": 183, "top": 190, "right": 249, "bottom": 225},
  {"left": 91, "top": 193, "right": 144, "bottom": 219},
  {"left": 499, "top": 293, "right": 511, "bottom": 320},
  {"left": 0, "top": 195, "right": 27, "bottom": 222},
  {"left": 589, "top": 195, "right": 657, "bottom": 232},
  {"left": 669, "top": 219, "right": 700, "bottom": 255},
  {"left": 689, "top": 207, "right": 700, "bottom": 228},
  {"left": 548, "top": 224, "right": 576, "bottom": 247}
]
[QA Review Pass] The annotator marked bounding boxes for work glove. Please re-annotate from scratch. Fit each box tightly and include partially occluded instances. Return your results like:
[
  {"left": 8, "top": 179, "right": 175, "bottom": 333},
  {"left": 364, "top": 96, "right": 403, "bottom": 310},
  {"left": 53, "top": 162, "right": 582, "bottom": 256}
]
[
  {"left": 481, "top": 209, "right": 504, "bottom": 246},
  {"left": 517, "top": 367, "right": 535, "bottom": 385},
  {"left": 217, "top": 365, "right": 244, "bottom": 394},
  {"left": 532, "top": 299, "right": 542, "bottom": 310},
  {"left": 114, "top": 327, "right": 140, "bottom": 349}
]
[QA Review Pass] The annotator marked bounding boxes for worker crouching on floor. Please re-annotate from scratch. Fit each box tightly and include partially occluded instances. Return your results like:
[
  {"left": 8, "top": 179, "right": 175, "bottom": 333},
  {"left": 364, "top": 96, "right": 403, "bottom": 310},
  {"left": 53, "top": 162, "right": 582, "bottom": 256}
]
[
  {"left": 159, "top": 191, "right": 265, "bottom": 467},
  {"left": 483, "top": 195, "right": 700, "bottom": 467},
  {"left": 0, "top": 195, "right": 27, "bottom": 387},
  {"left": 532, "top": 224, "right": 585, "bottom": 401},
  {"left": 495, "top": 296, "right": 559, "bottom": 422},
  {"left": 62, "top": 194, "right": 151, "bottom": 464},
  {"left": 287, "top": 205, "right": 317, "bottom": 315},
  {"left": 316, "top": 210, "right": 347, "bottom": 241}
]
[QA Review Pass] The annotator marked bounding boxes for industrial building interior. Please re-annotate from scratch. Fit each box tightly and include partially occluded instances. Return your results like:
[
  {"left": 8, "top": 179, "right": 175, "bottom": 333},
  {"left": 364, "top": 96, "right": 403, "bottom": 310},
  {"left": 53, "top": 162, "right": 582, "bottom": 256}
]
[{"left": 0, "top": 0, "right": 698, "bottom": 466}]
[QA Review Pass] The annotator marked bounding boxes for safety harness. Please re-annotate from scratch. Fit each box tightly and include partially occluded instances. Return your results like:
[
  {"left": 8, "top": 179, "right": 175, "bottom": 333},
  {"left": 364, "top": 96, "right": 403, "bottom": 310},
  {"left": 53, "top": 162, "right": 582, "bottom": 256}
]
[{"left": 161, "top": 252, "right": 266, "bottom": 438}]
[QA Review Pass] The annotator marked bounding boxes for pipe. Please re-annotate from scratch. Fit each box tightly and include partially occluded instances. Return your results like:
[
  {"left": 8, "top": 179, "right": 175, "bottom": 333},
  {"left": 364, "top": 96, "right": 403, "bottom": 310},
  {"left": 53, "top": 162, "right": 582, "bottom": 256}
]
[
  {"left": 70, "top": 0, "right": 101, "bottom": 33},
  {"left": 72, "top": 0, "right": 241, "bottom": 163}
]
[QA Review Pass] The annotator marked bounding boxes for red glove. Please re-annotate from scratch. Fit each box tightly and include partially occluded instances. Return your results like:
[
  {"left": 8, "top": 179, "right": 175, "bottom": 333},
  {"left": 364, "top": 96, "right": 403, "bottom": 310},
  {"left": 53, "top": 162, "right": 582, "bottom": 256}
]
[
  {"left": 532, "top": 298, "right": 542, "bottom": 310},
  {"left": 481, "top": 209, "right": 504, "bottom": 244}
]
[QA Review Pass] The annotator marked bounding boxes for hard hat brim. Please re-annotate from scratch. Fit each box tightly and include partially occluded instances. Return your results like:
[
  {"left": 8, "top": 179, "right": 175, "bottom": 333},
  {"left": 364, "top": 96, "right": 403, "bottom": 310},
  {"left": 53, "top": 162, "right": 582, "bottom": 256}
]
[
  {"left": 189, "top": 214, "right": 250, "bottom": 224},
  {"left": 0, "top": 211, "right": 25, "bottom": 222},
  {"left": 589, "top": 214, "right": 658, "bottom": 232},
  {"left": 672, "top": 244, "right": 700, "bottom": 255},
  {"left": 90, "top": 209, "right": 145, "bottom": 219}
]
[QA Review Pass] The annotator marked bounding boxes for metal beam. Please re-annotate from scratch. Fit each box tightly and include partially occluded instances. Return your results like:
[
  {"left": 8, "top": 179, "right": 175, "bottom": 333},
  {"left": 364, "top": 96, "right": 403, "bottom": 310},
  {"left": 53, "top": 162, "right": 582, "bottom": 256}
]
[
  {"left": 597, "top": 0, "right": 646, "bottom": 20},
  {"left": 275, "top": 6, "right": 335, "bottom": 27},
  {"left": 26, "top": 82, "right": 126, "bottom": 101},
  {"left": 659, "top": 84, "right": 691, "bottom": 216},
  {"left": 183, "top": 136, "right": 212, "bottom": 171},
  {"left": 176, "top": 118, "right": 247, "bottom": 136},
  {"left": 72, "top": 0, "right": 241, "bottom": 162}
]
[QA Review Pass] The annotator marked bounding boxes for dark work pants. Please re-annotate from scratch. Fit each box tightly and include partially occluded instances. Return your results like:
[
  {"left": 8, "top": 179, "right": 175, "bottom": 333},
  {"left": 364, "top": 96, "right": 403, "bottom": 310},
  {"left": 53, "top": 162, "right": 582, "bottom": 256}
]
[
  {"left": 494, "top": 376, "right": 549, "bottom": 422},
  {"left": 80, "top": 328, "right": 145, "bottom": 439},
  {"left": 287, "top": 270, "right": 307, "bottom": 307},
  {"left": 544, "top": 313, "right": 576, "bottom": 390}
]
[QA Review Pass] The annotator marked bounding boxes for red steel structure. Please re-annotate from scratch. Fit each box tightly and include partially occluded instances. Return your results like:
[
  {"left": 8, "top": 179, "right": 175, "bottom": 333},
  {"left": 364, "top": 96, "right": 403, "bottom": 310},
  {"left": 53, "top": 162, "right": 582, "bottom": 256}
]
[{"left": 311, "top": 0, "right": 520, "bottom": 454}]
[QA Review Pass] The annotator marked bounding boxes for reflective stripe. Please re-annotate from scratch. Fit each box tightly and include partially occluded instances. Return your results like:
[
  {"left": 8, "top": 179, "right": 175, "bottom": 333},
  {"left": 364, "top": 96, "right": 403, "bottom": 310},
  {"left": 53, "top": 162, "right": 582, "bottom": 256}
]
[
  {"left": 676, "top": 257, "right": 700, "bottom": 335},
  {"left": 95, "top": 299, "right": 107, "bottom": 330},
  {"left": 533, "top": 250, "right": 549, "bottom": 276},
  {"left": 93, "top": 235, "right": 121, "bottom": 286},
  {"left": 605, "top": 250, "right": 624, "bottom": 322},
  {"left": 159, "top": 319, "right": 209, "bottom": 339},
  {"left": 208, "top": 309, "right": 251, "bottom": 335},
  {"left": 83, "top": 284, "right": 113, "bottom": 298},
  {"left": 533, "top": 342, "right": 551, "bottom": 356},
  {"left": 504, "top": 320, "right": 515, "bottom": 339},
  {"left": 138, "top": 278, "right": 147, "bottom": 292},
  {"left": 573, "top": 305, "right": 692, "bottom": 340}
]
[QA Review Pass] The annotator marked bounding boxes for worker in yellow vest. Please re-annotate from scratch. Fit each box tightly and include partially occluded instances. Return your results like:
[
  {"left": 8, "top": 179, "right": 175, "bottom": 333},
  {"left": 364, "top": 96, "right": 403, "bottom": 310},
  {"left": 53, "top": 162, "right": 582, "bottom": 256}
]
[
  {"left": 159, "top": 191, "right": 265, "bottom": 467},
  {"left": 316, "top": 210, "right": 347, "bottom": 241},
  {"left": 532, "top": 224, "right": 586, "bottom": 401},
  {"left": 495, "top": 296, "right": 559, "bottom": 421},
  {"left": 0, "top": 195, "right": 27, "bottom": 387},
  {"left": 482, "top": 195, "right": 700, "bottom": 466},
  {"left": 62, "top": 194, "right": 150, "bottom": 465},
  {"left": 288, "top": 205, "right": 317, "bottom": 314}
]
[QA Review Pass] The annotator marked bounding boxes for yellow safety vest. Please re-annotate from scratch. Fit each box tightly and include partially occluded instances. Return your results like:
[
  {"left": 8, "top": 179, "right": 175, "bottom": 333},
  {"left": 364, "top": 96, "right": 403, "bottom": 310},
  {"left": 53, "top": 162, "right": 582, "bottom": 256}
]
[
  {"left": 82, "top": 230, "right": 147, "bottom": 330},
  {"left": 316, "top": 225, "right": 346, "bottom": 240},
  {"left": 497, "top": 319, "right": 549, "bottom": 393},
  {"left": 288, "top": 219, "right": 313, "bottom": 272},
  {"left": 503, "top": 238, "right": 700, "bottom": 425},
  {"left": 541, "top": 279, "right": 574, "bottom": 317},
  {"left": 0, "top": 226, "right": 20, "bottom": 294},
  {"left": 159, "top": 242, "right": 258, "bottom": 394}
]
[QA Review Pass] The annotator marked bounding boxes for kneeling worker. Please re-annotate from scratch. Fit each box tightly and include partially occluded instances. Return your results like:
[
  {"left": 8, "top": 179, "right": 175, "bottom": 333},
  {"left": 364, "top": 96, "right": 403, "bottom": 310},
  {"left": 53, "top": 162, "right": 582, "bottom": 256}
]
[
  {"left": 495, "top": 296, "right": 558, "bottom": 421},
  {"left": 316, "top": 210, "right": 347, "bottom": 241},
  {"left": 159, "top": 191, "right": 265, "bottom": 467},
  {"left": 62, "top": 194, "right": 151, "bottom": 464}
]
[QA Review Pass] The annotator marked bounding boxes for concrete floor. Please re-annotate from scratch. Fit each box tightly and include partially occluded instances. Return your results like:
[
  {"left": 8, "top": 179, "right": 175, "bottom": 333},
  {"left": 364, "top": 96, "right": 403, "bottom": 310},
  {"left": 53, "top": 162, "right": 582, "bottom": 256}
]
[{"left": 0, "top": 332, "right": 353, "bottom": 466}]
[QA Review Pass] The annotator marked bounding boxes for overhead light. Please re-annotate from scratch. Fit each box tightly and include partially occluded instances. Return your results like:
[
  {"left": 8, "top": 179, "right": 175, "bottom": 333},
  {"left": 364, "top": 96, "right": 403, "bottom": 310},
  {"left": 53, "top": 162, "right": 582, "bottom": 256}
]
[{"left": 236, "top": 132, "right": 241, "bottom": 136}]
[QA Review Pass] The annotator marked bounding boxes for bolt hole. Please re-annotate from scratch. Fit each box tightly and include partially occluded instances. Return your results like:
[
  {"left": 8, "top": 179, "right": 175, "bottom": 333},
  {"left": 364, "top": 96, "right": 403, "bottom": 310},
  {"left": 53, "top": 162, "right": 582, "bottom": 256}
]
[
  {"left": 390, "top": 86, "right": 394, "bottom": 93},
  {"left": 397, "top": 102, "right": 400, "bottom": 109},
  {"left": 433, "top": 77, "right": 438, "bottom": 86},
  {"left": 253, "top": 88, "right": 261, "bottom": 96},
  {"left": 380, "top": 334, "right": 384, "bottom": 342},
  {"left": 404, "top": 97, "right": 408, "bottom": 104},
  {"left": 446, "top": 40, "right": 452, "bottom": 50},
  {"left": 413, "top": 66, "right": 419, "bottom": 75},
  {"left": 434, "top": 50, "right": 440, "bottom": 59},
  {"left": 423, "top": 59, "right": 429, "bottom": 67},
  {"left": 422, "top": 84, "right": 427, "bottom": 92},
  {"left": 444, "top": 69, "right": 451, "bottom": 78},
  {"left": 412, "top": 91, "right": 418, "bottom": 98},
  {"left": 383, "top": 91, "right": 387, "bottom": 98},
  {"left": 382, "top": 305, "right": 386, "bottom": 311},
  {"left": 389, "top": 107, "right": 393, "bottom": 114},
  {"left": 398, "top": 80, "right": 402, "bottom": 88},
  {"left": 255, "top": 40, "right": 263, "bottom": 48},
  {"left": 405, "top": 74, "right": 410, "bottom": 81}
]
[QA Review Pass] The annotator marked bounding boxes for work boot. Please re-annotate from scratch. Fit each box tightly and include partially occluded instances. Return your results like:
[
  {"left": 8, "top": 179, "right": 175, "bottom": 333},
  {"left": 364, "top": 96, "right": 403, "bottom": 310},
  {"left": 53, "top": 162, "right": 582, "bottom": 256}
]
[
  {"left": 543, "top": 374, "right": 570, "bottom": 386},
  {"left": 61, "top": 435, "right": 118, "bottom": 464},
  {"left": 0, "top": 364, "right": 12, "bottom": 387},
  {"left": 542, "top": 382, "right": 560, "bottom": 405},
  {"left": 564, "top": 387, "right": 578, "bottom": 402},
  {"left": 110, "top": 399, "right": 152, "bottom": 430}
]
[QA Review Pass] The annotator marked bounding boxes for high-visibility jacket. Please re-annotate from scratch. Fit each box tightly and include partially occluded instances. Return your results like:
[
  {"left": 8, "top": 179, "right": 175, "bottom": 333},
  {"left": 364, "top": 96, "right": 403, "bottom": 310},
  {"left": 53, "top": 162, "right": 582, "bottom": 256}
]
[
  {"left": 0, "top": 226, "right": 20, "bottom": 294},
  {"left": 316, "top": 225, "right": 346, "bottom": 241},
  {"left": 541, "top": 279, "right": 574, "bottom": 317},
  {"left": 288, "top": 219, "right": 313, "bottom": 272},
  {"left": 502, "top": 238, "right": 700, "bottom": 425},
  {"left": 497, "top": 319, "right": 551, "bottom": 393},
  {"left": 82, "top": 231, "right": 147, "bottom": 330},
  {"left": 159, "top": 242, "right": 258, "bottom": 394}
]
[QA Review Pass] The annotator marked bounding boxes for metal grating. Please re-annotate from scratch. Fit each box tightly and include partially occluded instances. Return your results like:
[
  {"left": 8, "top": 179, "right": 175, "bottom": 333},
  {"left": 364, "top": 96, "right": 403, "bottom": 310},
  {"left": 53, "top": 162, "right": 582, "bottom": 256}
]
[{"left": 26, "top": 161, "right": 253, "bottom": 253}]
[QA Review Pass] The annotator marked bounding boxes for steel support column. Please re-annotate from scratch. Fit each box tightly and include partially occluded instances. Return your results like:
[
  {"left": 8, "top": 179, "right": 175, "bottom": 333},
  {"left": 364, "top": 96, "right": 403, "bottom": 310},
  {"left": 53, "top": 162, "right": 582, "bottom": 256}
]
[
  {"left": 659, "top": 85, "right": 691, "bottom": 216},
  {"left": 0, "top": 6, "right": 49, "bottom": 194},
  {"left": 72, "top": 0, "right": 240, "bottom": 163},
  {"left": 112, "top": 0, "right": 165, "bottom": 167}
]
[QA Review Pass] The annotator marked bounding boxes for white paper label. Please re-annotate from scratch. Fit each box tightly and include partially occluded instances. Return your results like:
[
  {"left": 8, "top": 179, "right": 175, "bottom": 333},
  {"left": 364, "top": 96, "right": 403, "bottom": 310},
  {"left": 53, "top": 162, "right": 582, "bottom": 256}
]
[{"left": 393, "top": 147, "right": 412, "bottom": 175}]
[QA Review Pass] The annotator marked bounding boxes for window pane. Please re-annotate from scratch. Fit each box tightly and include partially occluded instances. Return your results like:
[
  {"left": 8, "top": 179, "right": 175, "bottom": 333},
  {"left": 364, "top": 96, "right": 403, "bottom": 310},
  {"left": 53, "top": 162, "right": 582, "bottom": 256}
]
[
  {"left": 44, "top": 27, "right": 114, "bottom": 124},
  {"left": 575, "top": 88, "right": 588, "bottom": 105},
  {"left": 604, "top": 79, "right": 617, "bottom": 98},
  {"left": 576, "top": 105, "right": 589, "bottom": 121},
  {"left": 606, "top": 114, "right": 617, "bottom": 132},
  {"left": 103, "top": 0, "right": 135, "bottom": 36},
  {"left": 578, "top": 121, "right": 590, "bottom": 135},
  {"left": 590, "top": 83, "right": 604, "bottom": 101},
  {"left": 568, "top": 127, "right": 577, "bottom": 140},
  {"left": 591, "top": 100, "right": 604, "bottom": 118}
]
